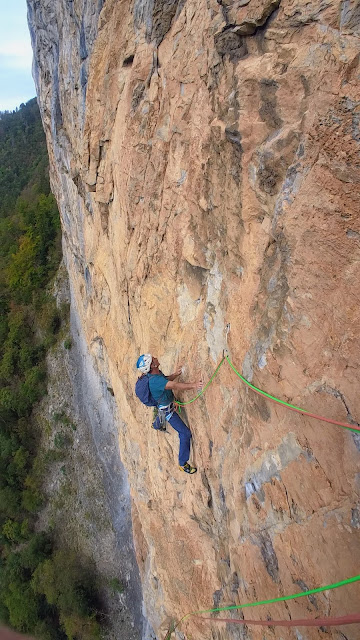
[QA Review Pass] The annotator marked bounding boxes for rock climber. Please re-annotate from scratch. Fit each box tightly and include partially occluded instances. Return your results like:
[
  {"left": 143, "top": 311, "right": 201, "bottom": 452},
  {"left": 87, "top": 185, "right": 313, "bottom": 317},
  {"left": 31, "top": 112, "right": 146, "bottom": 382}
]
[{"left": 136, "top": 354, "right": 202, "bottom": 474}]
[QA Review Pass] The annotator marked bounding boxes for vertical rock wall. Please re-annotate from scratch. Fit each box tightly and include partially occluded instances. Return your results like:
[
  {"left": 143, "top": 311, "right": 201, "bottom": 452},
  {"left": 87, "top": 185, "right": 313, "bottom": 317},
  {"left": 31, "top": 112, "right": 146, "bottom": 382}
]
[
  {"left": 40, "top": 264, "right": 147, "bottom": 639},
  {"left": 28, "top": 0, "right": 360, "bottom": 638}
]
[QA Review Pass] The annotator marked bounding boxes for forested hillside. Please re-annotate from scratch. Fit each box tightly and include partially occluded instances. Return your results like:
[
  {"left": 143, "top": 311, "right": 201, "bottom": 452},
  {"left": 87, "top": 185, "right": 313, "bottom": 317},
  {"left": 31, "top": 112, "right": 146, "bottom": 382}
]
[
  {"left": 0, "top": 98, "right": 49, "bottom": 218},
  {"left": 0, "top": 100, "right": 102, "bottom": 640}
]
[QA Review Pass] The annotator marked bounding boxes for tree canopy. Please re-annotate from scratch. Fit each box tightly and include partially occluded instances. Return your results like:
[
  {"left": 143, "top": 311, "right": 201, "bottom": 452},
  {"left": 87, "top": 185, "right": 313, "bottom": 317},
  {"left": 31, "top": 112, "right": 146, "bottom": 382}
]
[
  {"left": 0, "top": 99, "right": 101, "bottom": 640},
  {"left": 0, "top": 99, "right": 50, "bottom": 219}
]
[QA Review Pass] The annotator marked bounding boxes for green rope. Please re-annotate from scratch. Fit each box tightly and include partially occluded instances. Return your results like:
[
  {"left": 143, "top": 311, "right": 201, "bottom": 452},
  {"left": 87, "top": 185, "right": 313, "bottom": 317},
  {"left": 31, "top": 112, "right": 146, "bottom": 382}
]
[
  {"left": 166, "top": 575, "right": 360, "bottom": 638},
  {"left": 164, "top": 620, "right": 176, "bottom": 640},
  {"left": 225, "top": 355, "right": 359, "bottom": 433},
  {"left": 163, "top": 355, "right": 360, "bottom": 639},
  {"left": 175, "top": 357, "right": 225, "bottom": 407},
  {"left": 171, "top": 353, "right": 358, "bottom": 433},
  {"left": 226, "top": 355, "right": 305, "bottom": 411}
]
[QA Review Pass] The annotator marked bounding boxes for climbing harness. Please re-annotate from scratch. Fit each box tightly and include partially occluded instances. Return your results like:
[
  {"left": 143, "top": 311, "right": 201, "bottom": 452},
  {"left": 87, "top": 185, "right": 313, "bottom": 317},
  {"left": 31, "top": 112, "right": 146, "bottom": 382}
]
[
  {"left": 164, "top": 574, "right": 360, "bottom": 639},
  {"left": 152, "top": 402, "right": 176, "bottom": 430},
  {"left": 175, "top": 353, "right": 360, "bottom": 433},
  {"left": 152, "top": 406, "right": 167, "bottom": 430},
  {"left": 159, "top": 402, "right": 176, "bottom": 420}
]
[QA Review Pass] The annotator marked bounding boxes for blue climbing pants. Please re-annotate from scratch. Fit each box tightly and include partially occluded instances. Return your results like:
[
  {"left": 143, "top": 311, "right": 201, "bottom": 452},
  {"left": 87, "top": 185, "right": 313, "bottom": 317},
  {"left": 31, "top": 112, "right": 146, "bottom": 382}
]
[{"left": 166, "top": 411, "right": 192, "bottom": 466}]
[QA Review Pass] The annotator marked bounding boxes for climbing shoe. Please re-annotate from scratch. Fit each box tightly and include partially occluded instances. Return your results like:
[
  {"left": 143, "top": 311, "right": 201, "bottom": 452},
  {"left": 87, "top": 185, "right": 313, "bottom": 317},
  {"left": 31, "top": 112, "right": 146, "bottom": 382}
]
[{"left": 179, "top": 462, "right": 197, "bottom": 474}]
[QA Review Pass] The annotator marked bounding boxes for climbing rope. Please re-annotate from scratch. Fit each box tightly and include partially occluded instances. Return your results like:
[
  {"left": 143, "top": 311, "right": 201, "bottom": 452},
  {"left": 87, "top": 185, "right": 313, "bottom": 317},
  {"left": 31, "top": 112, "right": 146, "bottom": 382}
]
[
  {"left": 162, "top": 357, "right": 360, "bottom": 639},
  {"left": 164, "top": 574, "right": 360, "bottom": 639},
  {"left": 175, "top": 357, "right": 225, "bottom": 408},
  {"left": 194, "top": 612, "right": 360, "bottom": 628},
  {"left": 174, "top": 353, "right": 360, "bottom": 433},
  {"left": 225, "top": 355, "right": 360, "bottom": 433}
]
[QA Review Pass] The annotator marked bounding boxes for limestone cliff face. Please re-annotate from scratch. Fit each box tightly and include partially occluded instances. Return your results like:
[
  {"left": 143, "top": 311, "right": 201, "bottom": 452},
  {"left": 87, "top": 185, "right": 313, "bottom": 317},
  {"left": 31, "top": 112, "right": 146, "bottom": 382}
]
[{"left": 27, "top": 0, "right": 360, "bottom": 638}]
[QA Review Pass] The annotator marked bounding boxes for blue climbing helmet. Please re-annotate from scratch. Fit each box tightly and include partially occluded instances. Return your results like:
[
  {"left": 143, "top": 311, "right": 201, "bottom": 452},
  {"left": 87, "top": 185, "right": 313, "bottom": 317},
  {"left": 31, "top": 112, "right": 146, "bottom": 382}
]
[
  {"left": 135, "top": 354, "right": 157, "bottom": 407},
  {"left": 136, "top": 354, "right": 152, "bottom": 373}
]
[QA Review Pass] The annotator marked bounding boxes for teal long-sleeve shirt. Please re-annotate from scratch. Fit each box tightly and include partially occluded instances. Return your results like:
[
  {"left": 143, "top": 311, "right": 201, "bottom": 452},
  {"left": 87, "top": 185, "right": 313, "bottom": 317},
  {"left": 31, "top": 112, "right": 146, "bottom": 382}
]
[{"left": 148, "top": 373, "right": 174, "bottom": 406}]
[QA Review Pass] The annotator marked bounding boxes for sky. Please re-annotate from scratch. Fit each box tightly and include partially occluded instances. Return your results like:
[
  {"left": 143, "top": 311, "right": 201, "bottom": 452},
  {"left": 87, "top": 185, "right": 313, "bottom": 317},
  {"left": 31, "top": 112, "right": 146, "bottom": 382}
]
[{"left": 0, "top": 1, "right": 36, "bottom": 112}]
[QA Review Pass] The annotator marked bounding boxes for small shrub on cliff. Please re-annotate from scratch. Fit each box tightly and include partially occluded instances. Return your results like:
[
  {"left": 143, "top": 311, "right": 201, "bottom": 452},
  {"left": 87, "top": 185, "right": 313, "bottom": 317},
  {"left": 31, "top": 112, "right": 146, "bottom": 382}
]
[
  {"left": 108, "top": 577, "right": 124, "bottom": 595},
  {"left": 54, "top": 433, "right": 72, "bottom": 449},
  {"left": 21, "top": 487, "right": 44, "bottom": 513}
]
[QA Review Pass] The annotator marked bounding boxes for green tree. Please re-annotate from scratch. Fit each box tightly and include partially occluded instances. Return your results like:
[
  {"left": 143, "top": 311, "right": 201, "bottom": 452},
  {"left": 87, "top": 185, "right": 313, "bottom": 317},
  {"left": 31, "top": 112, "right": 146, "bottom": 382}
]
[
  {"left": 0, "top": 487, "right": 20, "bottom": 519},
  {"left": 20, "top": 532, "right": 52, "bottom": 571},
  {"left": 4, "top": 582, "right": 40, "bottom": 632},
  {"left": 32, "top": 551, "right": 92, "bottom": 616},
  {"left": 0, "top": 99, "right": 49, "bottom": 218},
  {"left": 2, "top": 520, "right": 22, "bottom": 543},
  {"left": 7, "top": 235, "right": 41, "bottom": 302}
]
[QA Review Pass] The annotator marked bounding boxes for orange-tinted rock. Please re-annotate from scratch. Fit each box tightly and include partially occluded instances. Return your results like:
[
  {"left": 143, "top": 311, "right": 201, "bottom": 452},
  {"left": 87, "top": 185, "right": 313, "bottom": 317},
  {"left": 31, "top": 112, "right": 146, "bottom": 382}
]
[{"left": 28, "top": 0, "right": 360, "bottom": 637}]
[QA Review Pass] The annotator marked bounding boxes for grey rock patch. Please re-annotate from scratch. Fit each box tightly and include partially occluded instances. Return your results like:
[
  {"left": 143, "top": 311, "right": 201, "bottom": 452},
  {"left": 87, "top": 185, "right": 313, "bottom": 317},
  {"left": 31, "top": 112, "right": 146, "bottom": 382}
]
[
  {"left": 293, "top": 579, "right": 318, "bottom": 609},
  {"left": 257, "top": 531, "right": 279, "bottom": 582},
  {"left": 35, "top": 263, "right": 150, "bottom": 640},
  {"left": 242, "top": 351, "right": 253, "bottom": 382},
  {"left": 346, "top": 229, "right": 360, "bottom": 239},
  {"left": 177, "top": 169, "right": 187, "bottom": 186},
  {"left": 68, "top": 294, "right": 151, "bottom": 639},
  {"left": 351, "top": 506, "right": 360, "bottom": 529},
  {"left": 245, "top": 433, "right": 302, "bottom": 501}
]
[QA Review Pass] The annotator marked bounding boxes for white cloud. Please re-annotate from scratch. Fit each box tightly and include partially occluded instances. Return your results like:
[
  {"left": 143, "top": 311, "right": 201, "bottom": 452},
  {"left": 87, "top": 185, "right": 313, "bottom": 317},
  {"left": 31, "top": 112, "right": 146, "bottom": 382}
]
[
  {"left": 0, "top": 40, "right": 33, "bottom": 71},
  {"left": 0, "top": 95, "right": 33, "bottom": 111},
  {"left": 0, "top": 2, "right": 36, "bottom": 109}
]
